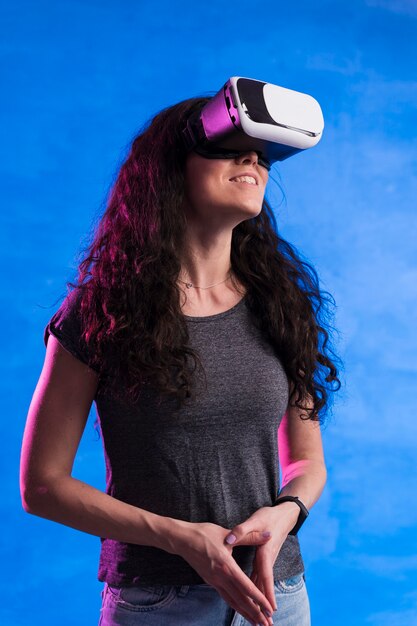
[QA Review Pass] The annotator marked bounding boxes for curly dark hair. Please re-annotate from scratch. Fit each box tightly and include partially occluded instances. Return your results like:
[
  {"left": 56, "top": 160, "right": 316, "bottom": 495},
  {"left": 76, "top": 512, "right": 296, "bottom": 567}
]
[{"left": 66, "top": 96, "right": 341, "bottom": 422}]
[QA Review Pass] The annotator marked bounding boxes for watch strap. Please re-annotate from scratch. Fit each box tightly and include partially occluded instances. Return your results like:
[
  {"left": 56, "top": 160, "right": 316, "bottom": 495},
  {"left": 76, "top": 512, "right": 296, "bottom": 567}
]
[{"left": 273, "top": 495, "right": 309, "bottom": 535}]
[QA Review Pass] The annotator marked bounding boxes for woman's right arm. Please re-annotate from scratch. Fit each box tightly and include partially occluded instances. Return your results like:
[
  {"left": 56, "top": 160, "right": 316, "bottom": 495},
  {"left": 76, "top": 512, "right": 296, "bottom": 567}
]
[
  {"left": 20, "top": 334, "right": 171, "bottom": 546},
  {"left": 20, "top": 335, "right": 274, "bottom": 626}
]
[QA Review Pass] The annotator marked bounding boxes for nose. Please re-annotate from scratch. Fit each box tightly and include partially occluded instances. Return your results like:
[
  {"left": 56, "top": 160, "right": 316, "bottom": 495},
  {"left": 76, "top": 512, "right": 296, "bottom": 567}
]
[{"left": 235, "top": 151, "right": 259, "bottom": 166}]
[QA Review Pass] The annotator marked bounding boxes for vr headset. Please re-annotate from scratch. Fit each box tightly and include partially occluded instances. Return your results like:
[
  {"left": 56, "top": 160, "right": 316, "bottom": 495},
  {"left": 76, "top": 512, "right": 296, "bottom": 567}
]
[{"left": 182, "top": 76, "right": 324, "bottom": 170}]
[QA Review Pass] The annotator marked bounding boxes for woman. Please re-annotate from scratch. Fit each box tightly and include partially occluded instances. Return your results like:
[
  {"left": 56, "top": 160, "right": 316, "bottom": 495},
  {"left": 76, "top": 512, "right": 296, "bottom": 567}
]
[{"left": 20, "top": 96, "right": 341, "bottom": 626}]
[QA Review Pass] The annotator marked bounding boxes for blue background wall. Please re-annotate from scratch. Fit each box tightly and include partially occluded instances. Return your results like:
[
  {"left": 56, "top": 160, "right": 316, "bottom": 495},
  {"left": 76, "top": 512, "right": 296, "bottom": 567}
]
[{"left": 3, "top": 1, "right": 417, "bottom": 624}]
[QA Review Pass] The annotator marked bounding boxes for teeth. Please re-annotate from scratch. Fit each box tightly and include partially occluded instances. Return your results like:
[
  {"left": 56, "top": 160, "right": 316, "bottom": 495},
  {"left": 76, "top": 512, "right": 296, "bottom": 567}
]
[{"left": 230, "top": 176, "right": 257, "bottom": 185}]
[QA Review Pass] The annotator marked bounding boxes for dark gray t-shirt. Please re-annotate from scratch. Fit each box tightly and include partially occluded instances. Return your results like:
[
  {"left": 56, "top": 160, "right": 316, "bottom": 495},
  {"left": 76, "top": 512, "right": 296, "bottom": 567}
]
[{"left": 44, "top": 290, "right": 304, "bottom": 585}]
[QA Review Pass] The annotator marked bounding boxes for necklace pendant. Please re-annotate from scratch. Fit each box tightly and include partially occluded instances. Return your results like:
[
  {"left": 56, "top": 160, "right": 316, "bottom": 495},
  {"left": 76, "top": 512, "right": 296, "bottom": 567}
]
[{"left": 185, "top": 282, "right": 193, "bottom": 289}]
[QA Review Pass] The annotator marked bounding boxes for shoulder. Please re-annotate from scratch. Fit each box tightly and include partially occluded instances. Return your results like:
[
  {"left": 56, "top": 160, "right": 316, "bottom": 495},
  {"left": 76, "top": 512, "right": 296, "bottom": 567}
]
[{"left": 44, "top": 288, "right": 99, "bottom": 374}]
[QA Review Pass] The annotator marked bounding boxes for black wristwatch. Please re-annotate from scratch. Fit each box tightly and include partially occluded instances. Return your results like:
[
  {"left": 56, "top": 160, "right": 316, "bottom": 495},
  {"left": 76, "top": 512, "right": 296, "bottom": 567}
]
[{"left": 273, "top": 496, "right": 309, "bottom": 536}]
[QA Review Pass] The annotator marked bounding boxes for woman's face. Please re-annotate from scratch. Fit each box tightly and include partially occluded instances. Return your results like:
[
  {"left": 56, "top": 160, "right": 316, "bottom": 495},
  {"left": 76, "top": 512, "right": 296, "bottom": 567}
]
[{"left": 183, "top": 150, "right": 269, "bottom": 229}]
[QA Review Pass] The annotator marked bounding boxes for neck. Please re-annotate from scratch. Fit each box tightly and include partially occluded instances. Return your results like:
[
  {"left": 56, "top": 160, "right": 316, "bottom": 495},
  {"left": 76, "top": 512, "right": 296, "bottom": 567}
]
[{"left": 178, "top": 230, "right": 233, "bottom": 290}]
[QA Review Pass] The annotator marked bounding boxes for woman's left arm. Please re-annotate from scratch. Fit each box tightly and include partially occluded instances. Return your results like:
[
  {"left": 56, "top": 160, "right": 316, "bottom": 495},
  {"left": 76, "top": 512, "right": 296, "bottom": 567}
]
[
  {"left": 276, "top": 398, "right": 327, "bottom": 511},
  {"left": 225, "top": 399, "right": 327, "bottom": 611}
]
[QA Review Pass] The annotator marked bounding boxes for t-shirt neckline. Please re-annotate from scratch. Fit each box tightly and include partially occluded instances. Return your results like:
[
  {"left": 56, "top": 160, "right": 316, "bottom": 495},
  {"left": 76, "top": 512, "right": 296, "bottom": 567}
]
[{"left": 183, "top": 296, "right": 247, "bottom": 322}]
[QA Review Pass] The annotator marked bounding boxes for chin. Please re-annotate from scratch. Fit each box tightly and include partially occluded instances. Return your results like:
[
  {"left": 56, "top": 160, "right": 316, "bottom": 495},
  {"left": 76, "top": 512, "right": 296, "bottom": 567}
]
[{"left": 238, "top": 202, "right": 263, "bottom": 218}]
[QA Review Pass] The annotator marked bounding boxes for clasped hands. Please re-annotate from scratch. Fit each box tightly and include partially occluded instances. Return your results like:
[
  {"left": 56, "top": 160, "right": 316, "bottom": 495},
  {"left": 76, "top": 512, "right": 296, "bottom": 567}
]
[
  {"left": 179, "top": 504, "right": 299, "bottom": 626},
  {"left": 224, "top": 504, "right": 299, "bottom": 620}
]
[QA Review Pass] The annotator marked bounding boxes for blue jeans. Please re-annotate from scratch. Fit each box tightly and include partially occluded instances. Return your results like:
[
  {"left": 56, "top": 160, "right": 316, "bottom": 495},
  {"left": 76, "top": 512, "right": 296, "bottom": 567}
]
[{"left": 98, "top": 573, "right": 310, "bottom": 626}]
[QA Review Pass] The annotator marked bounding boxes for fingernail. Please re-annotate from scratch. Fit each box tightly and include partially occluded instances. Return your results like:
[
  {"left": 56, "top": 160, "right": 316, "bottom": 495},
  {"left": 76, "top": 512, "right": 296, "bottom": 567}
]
[
  {"left": 263, "top": 609, "right": 272, "bottom": 617},
  {"left": 225, "top": 533, "right": 236, "bottom": 545},
  {"left": 262, "top": 531, "right": 272, "bottom": 538}
]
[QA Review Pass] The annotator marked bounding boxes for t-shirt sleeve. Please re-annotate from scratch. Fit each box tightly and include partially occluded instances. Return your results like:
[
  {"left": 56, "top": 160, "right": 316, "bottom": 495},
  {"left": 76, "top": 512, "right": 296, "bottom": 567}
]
[{"left": 43, "top": 290, "right": 100, "bottom": 374}]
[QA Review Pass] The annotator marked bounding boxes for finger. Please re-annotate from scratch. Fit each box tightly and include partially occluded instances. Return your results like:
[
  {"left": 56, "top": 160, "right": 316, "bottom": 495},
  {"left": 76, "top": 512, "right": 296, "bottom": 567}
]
[
  {"left": 226, "top": 571, "right": 274, "bottom": 624},
  {"left": 216, "top": 567, "right": 273, "bottom": 625},
  {"left": 226, "top": 530, "right": 272, "bottom": 547},
  {"left": 218, "top": 586, "right": 270, "bottom": 626},
  {"left": 255, "top": 553, "right": 277, "bottom": 612},
  {"left": 250, "top": 569, "right": 264, "bottom": 599},
  {"left": 262, "top": 574, "right": 276, "bottom": 614},
  {"left": 232, "top": 569, "right": 273, "bottom": 612}
]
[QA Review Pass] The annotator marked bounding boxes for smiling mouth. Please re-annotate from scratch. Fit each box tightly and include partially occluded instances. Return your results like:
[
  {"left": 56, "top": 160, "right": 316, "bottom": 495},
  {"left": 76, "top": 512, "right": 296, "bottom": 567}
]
[{"left": 229, "top": 176, "right": 258, "bottom": 186}]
